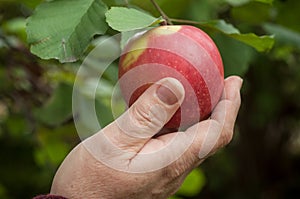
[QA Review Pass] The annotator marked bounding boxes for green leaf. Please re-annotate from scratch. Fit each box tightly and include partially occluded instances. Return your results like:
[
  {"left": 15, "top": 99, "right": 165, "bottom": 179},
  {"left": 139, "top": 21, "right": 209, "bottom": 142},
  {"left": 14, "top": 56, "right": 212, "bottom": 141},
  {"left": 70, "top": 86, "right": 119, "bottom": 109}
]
[
  {"left": 17, "top": 0, "right": 43, "bottom": 9},
  {"left": 225, "top": 0, "right": 273, "bottom": 6},
  {"left": 200, "top": 20, "right": 274, "bottom": 52},
  {"left": 200, "top": 20, "right": 240, "bottom": 34},
  {"left": 120, "top": 29, "right": 150, "bottom": 49},
  {"left": 275, "top": 0, "right": 300, "bottom": 32},
  {"left": 34, "top": 83, "right": 73, "bottom": 126},
  {"left": 255, "top": 0, "right": 273, "bottom": 4},
  {"left": 35, "top": 139, "right": 69, "bottom": 166},
  {"left": 35, "top": 124, "right": 76, "bottom": 167},
  {"left": 213, "top": 33, "right": 255, "bottom": 77},
  {"left": 120, "top": 30, "right": 141, "bottom": 50},
  {"left": 105, "top": 7, "right": 164, "bottom": 32},
  {"left": 231, "top": 2, "right": 271, "bottom": 25},
  {"left": 225, "top": 0, "right": 250, "bottom": 6},
  {"left": 26, "top": 0, "right": 108, "bottom": 63},
  {"left": 263, "top": 23, "right": 300, "bottom": 50},
  {"left": 2, "top": 17, "right": 27, "bottom": 41},
  {"left": 72, "top": 91, "right": 115, "bottom": 138},
  {"left": 176, "top": 168, "right": 206, "bottom": 197},
  {"left": 102, "top": 0, "right": 128, "bottom": 6},
  {"left": 6, "top": 115, "right": 27, "bottom": 138},
  {"left": 230, "top": 33, "right": 274, "bottom": 52},
  {"left": 186, "top": 0, "right": 220, "bottom": 21}
]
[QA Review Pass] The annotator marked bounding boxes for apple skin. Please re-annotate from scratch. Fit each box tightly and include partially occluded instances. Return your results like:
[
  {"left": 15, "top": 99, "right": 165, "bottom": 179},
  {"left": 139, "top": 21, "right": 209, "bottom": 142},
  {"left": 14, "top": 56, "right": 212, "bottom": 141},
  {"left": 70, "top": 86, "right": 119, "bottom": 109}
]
[{"left": 118, "top": 25, "right": 224, "bottom": 129}]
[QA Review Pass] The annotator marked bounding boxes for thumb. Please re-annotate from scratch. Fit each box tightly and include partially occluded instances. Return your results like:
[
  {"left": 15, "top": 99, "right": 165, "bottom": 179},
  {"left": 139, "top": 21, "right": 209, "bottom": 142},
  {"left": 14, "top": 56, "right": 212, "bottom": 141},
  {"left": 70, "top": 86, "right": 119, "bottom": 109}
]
[{"left": 104, "top": 77, "right": 185, "bottom": 152}]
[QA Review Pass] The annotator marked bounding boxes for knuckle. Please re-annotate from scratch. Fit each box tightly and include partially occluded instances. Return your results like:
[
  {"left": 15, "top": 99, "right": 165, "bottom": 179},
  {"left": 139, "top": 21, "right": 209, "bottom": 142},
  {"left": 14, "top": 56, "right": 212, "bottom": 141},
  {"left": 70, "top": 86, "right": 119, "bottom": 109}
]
[
  {"left": 220, "top": 127, "right": 233, "bottom": 147},
  {"left": 129, "top": 104, "right": 165, "bottom": 130},
  {"left": 162, "top": 164, "right": 185, "bottom": 180},
  {"left": 130, "top": 105, "right": 152, "bottom": 127},
  {"left": 162, "top": 153, "right": 195, "bottom": 180}
]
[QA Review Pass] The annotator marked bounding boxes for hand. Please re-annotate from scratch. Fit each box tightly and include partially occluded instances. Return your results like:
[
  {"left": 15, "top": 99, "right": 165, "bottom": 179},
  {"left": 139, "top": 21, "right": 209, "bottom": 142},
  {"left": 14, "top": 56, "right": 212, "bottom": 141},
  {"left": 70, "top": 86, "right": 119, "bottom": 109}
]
[{"left": 50, "top": 76, "right": 243, "bottom": 199}]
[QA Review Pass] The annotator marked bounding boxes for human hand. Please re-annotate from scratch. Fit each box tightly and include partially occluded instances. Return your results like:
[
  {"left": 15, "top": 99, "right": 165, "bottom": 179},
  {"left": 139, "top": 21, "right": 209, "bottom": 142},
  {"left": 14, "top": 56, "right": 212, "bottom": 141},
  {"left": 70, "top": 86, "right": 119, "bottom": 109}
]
[{"left": 50, "top": 76, "right": 243, "bottom": 199}]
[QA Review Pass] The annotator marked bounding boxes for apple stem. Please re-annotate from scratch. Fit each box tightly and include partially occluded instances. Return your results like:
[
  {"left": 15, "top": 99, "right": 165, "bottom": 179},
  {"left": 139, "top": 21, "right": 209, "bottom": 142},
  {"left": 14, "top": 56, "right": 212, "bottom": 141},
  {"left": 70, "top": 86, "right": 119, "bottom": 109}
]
[{"left": 150, "top": 0, "right": 173, "bottom": 25}]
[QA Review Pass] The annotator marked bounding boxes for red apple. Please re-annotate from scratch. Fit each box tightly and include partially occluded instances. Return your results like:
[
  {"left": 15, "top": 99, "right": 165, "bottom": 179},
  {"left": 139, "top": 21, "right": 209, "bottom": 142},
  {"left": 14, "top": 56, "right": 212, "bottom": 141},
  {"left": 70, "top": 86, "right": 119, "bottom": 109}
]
[{"left": 118, "top": 25, "right": 224, "bottom": 129}]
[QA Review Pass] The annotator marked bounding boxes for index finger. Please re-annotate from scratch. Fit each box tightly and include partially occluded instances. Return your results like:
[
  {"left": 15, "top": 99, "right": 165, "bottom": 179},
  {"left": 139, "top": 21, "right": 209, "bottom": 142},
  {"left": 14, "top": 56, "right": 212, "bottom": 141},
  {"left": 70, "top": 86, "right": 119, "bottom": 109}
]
[
  {"left": 197, "top": 75, "right": 243, "bottom": 159},
  {"left": 134, "top": 76, "right": 243, "bottom": 174}
]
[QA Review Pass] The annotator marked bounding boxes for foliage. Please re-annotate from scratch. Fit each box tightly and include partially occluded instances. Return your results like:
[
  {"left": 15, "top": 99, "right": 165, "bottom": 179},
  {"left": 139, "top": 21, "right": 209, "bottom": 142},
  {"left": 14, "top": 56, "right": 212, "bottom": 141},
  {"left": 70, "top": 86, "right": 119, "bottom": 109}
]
[
  {"left": 0, "top": 0, "right": 300, "bottom": 198},
  {"left": 27, "top": 0, "right": 108, "bottom": 62},
  {"left": 105, "top": 7, "right": 164, "bottom": 31},
  {"left": 26, "top": 0, "right": 274, "bottom": 63}
]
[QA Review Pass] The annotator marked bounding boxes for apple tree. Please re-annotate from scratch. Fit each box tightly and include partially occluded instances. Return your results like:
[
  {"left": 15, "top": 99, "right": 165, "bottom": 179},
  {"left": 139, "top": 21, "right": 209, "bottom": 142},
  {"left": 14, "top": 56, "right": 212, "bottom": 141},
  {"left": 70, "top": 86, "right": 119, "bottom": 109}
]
[{"left": 1, "top": 0, "right": 300, "bottom": 198}]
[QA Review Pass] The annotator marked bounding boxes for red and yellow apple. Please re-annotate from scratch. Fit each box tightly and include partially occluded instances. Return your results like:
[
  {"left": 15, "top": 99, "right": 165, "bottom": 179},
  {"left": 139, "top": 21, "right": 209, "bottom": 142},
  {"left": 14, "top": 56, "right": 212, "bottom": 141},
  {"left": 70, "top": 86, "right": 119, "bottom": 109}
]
[{"left": 118, "top": 25, "right": 224, "bottom": 129}]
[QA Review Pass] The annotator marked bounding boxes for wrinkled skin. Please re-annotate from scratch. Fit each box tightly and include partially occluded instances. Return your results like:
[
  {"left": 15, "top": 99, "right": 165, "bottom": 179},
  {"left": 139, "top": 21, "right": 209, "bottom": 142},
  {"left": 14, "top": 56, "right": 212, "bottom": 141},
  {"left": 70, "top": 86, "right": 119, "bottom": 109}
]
[{"left": 51, "top": 76, "right": 242, "bottom": 199}]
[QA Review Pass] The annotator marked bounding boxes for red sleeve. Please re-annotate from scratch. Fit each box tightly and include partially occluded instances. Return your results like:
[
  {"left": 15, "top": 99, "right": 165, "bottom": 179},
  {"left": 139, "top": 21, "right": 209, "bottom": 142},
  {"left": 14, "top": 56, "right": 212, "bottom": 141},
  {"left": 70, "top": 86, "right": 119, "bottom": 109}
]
[{"left": 33, "top": 194, "right": 68, "bottom": 199}]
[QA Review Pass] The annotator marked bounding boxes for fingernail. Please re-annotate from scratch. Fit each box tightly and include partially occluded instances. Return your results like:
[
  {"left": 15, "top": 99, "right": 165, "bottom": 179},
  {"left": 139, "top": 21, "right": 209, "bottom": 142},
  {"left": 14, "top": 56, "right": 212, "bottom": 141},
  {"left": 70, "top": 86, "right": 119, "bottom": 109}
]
[{"left": 156, "top": 78, "right": 185, "bottom": 105}]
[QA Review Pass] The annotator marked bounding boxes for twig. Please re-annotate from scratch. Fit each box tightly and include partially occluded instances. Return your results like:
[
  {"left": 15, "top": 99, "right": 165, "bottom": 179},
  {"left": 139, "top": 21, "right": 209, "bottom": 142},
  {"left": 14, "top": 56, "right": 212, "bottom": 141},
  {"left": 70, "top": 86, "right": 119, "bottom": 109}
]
[
  {"left": 150, "top": 0, "right": 173, "bottom": 25},
  {"left": 170, "top": 18, "right": 201, "bottom": 25}
]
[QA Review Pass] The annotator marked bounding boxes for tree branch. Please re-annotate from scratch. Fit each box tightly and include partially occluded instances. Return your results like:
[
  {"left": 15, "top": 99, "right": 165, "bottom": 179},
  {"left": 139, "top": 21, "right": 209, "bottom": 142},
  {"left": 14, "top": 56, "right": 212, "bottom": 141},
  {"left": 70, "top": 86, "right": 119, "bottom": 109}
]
[
  {"left": 170, "top": 18, "right": 201, "bottom": 25},
  {"left": 150, "top": 0, "right": 173, "bottom": 25}
]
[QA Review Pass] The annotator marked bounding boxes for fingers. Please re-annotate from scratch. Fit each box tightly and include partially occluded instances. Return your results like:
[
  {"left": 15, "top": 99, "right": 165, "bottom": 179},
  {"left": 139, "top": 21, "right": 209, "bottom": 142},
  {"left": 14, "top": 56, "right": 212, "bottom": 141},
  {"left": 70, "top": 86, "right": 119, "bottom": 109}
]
[
  {"left": 164, "top": 76, "right": 243, "bottom": 174},
  {"left": 129, "top": 76, "right": 243, "bottom": 175},
  {"left": 196, "top": 76, "right": 242, "bottom": 159},
  {"left": 210, "top": 76, "right": 243, "bottom": 151},
  {"left": 102, "top": 77, "right": 185, "bottom": 152},
  {"left": 82, "top": 75, "right": 241, "bottom": 174},
  {"left": 199, "top": 76, "right": 242, "bottom": 158}
]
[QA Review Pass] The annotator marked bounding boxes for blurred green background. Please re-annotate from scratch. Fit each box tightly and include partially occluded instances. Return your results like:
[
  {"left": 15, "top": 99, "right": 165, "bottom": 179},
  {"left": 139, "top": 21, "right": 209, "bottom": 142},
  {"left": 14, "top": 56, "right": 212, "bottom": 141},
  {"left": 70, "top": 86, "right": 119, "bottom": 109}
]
[{"left": 1, "top": 0, "right": 300, "bottom": 198}]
